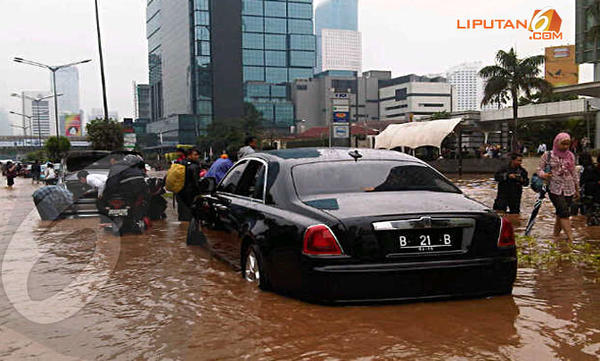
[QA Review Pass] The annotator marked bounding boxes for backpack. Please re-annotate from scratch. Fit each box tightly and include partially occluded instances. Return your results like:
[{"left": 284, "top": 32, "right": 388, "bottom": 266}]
[
  {"left": 531, "top": 151, "right": 551, "bottom": 193},
  {"left": 165, "top": 162, "right": 186, "bottom": 193}
]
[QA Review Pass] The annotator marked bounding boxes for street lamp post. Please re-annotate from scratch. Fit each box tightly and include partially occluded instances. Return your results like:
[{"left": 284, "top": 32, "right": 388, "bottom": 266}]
[
  {"left": 94, "top": 0, "right": 109, "bottom": 122},
  {"left": 13, "top": 57, "right": 91, "bottom": 137},
  {"left": 12, "top": 93, "right": 63, "bottom": 147},
  {"left": 9, "top": 111, "right": 34, "bottom": 146}
]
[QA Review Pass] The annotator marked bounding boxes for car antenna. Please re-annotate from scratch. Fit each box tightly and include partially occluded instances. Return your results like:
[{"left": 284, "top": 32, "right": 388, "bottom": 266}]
[{"left": 348, "top": 150, "right": 362, "bottom": 162}]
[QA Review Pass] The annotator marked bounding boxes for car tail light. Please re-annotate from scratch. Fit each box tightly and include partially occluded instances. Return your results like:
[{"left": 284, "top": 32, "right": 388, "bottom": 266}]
[
  {"left": 109, "top": 199, "right": 124, "bottom": 209},
  {"left": 303, "top": 225, "right": 343, "bottom": 256},
  {"left": 498, "top": 217, "right": 515, "bottom": 248}
]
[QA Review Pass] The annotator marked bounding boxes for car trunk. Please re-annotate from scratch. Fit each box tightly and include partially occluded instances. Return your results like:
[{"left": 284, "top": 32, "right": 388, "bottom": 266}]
[{"left": 301, "top": 191, "right": 502, "bottom": 262}]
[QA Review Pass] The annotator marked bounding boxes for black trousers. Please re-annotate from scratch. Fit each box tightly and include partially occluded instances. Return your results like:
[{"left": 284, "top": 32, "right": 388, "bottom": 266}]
[
  {"left": 494, "top": 192, "right": 522, "bottom": 214},
  {"left": 176, "top": 194, "right": 192, "bottom": 221}
]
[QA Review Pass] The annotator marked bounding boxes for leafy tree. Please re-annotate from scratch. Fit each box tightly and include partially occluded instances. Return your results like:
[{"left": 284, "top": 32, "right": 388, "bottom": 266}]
[
  {"left": 86, "top": 119, "right": 124, "bottom": 150},
  {"left": 430, "top": 111, "right": 451, "bottom": 120},
  {"left": 480, "top": 48, "right": 552, "bottom": 151},
  {"left": 45, "top": 136, "right": 71, "bottom": 161},
  {"left": 24, "top": 150, "right": 47, "bottom": 162},
  {"left": 518, "top": 92, "right": 579, "bottom": 106},
  {"left": 196, "top": 103, "right": 265, "bottom": 160}
]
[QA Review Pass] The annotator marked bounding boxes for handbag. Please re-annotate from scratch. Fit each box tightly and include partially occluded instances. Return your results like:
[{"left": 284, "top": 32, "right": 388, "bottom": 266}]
[{"left": 531, "top": 151, "right": 551, "bottom": 193}]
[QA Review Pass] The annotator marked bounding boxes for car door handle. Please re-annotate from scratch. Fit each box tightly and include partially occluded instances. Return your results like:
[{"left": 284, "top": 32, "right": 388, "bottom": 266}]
[{"left": 214, "top": 205, "right": 229, "bottom": 212}]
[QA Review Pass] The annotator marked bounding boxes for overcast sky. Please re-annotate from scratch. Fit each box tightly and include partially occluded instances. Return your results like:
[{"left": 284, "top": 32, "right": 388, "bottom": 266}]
[{"left": 0, "top": 0, "right": 590, "bottom": 125}]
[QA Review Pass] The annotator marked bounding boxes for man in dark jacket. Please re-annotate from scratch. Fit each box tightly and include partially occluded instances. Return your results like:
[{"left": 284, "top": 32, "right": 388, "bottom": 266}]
[
  {"left": 493, "top": 153, "right": 529, "bottom": 214},
  {"left": 104, "top": 154, "right": 147, "bottom": 203},
  {"left": 176, "top": 148, "right": 202, "bottom": 221},
  {"left": 31, "top": 160, "right": 41, "bottom": 184}
]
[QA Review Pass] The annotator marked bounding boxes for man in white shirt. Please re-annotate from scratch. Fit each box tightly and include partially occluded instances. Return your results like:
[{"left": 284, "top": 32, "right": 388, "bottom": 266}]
[
  {"left": 237, "top": 136, "right": 258, "bottom": 160},
  {"left": 77, "top": 170, "right": 108, "bottom": 198}
]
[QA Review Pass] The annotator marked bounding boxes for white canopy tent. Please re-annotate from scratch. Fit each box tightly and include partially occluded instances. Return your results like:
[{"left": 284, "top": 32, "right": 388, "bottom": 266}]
[{"left": 374, "top": 118, "right": 464, "bottom": 150}]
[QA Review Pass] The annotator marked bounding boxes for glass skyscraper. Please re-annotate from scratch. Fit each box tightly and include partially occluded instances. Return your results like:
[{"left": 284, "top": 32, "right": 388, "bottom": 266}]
[
  {"left": 242, "top": 0, "right": 316, "bottom": 127},
  {"left": 146, "top": 0, "right": 315, "bottom": 144},
  {"left": 314, "top": 0, "right": 358, "bottom": 73}
]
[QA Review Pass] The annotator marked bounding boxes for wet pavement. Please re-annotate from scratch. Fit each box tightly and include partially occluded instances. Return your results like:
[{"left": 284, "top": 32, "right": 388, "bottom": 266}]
[{"left": 1, "top": 172, "right": 599, "bottom": 360}]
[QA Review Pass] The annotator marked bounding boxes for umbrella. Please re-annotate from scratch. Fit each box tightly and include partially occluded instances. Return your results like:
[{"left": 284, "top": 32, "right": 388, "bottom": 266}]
[{"left": 525, "top": 186, "right": 547, "bottom": 236}]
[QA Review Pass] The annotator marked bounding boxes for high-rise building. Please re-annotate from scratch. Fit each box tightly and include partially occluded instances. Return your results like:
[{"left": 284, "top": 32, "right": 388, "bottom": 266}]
[
  {"left": 0, "top": 108, "right": 11, "bottom": 136},
  {"left": 446, "top": 62, "right": 484, "bottom": 112},
  {"left": 320, "top": 29, "right": 362, "bottom": 73},
  {"left": 315, "top": 0, "right": 359, "bottom": 73},
  {"left": 378, "top": 75, "right": 456, "bottom": 121},
  {"left": 23, "top": 91, "right": 54, "bottom": 137},
  {"left": 134, "top": 83, "right": 151, "bottom": 121},
  {"left": 53, "top": 67, "right": 80, "bottom": 114},
  {"left": 52, "top": 67, "right": 81, "bottom": 135},
  {"left": 145, "top": 0, "right": 316, "bottom": 144}
]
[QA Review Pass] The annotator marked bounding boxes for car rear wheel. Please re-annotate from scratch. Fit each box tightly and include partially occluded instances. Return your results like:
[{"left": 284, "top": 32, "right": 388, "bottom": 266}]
[{"left": 243, "top": 244, "right": 270, "bottom": 291}]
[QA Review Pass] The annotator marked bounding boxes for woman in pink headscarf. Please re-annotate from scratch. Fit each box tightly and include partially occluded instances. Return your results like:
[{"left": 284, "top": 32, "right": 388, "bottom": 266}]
[{"left": 538, "top": 132, "right": 580, "bottom": 241}]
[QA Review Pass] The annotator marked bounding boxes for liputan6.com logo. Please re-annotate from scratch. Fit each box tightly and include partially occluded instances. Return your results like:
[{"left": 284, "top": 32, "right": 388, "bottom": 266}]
[
  {"left": 456, "top": 7, "right": 563, "bottom": 41},
  {"left": 528, "top": 7, "right": 562, "bottom": 40}
]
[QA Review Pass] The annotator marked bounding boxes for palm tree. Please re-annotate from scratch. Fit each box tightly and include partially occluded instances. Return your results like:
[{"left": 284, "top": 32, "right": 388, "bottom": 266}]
[{"left": 480, "top": 48, "right": 552, "bottom": 151}]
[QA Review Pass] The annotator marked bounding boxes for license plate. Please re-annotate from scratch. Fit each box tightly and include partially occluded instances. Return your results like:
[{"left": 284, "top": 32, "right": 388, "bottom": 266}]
[
  {"left": 397, "top": 230, "right": 461, "bottom": 253},
  {"left": 108, "top": 209, "right": 128, "bottom": 217}
]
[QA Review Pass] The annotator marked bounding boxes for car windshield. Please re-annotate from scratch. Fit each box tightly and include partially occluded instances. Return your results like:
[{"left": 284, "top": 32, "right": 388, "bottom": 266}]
[{"left": 292, "top": 161, "right": 461, "bottom": 197}]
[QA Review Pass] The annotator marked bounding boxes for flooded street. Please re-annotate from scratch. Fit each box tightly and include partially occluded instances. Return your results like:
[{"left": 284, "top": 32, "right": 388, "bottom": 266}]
[{"left": 1, "top": 172, "right": 600, "bottom": 360}]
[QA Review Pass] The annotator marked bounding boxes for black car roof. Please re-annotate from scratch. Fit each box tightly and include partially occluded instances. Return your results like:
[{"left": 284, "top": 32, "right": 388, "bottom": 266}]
[{"left": 253, "top": 147, "right": 421, "bottom": 165}]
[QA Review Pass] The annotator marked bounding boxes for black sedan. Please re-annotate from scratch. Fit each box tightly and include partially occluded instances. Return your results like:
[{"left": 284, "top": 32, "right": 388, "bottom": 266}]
[{"left": 190, "top": 148, "right": 517, "bottom": 303}]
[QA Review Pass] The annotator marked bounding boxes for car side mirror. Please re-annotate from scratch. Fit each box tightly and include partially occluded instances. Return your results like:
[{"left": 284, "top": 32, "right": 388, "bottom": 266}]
[{"left": 199, "top": 177, "right": 217, "bottom": 194}]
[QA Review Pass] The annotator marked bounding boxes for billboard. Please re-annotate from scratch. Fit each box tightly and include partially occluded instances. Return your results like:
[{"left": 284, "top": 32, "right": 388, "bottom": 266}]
[
  {"left": 64, "top": 114, "right": 82, "bottom": 136},
  {"left": 545, "top": 45, "right": 579, "bottom": 86}
]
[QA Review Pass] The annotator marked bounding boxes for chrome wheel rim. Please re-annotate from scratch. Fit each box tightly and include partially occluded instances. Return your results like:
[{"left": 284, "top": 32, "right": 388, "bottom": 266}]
[{"left": 244, "top": 250, "right": 260, "bottom": 284}]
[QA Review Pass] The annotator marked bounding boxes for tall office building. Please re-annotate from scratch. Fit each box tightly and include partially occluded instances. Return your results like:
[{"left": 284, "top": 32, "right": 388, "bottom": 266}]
[
  {"left": 0, "top": 108, "right": 11, "bottom": 136},
  {"left": 145, "top": 0, "right": 316, "bottom": 144},
  {"left": 23, "top": 91, "right": 53, "bottom": 137},
  {"left": 314, "top": 0, "right": 359, "bottom": 73},
  {"left": 446, "top": 62, "right": 484, "bottom": 112},
  {"left": 53, "top": 67, "right": 80, "bottom": 114},
  {"left": 320, "top": 29, "right": 362, "bottom": 73},
  {"left": 52, "top": 67, "right": 81, "bottom": 135},
  {"left": 134, "top": 83, "right": 151, "bottom": 121},
  {"left": 242, "top": 0, "right": 316, "bottom": 126}
]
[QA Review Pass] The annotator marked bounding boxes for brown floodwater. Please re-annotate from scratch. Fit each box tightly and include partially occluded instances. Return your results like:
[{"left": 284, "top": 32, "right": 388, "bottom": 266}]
[{"left": 1, "top": 174, "right": 599, "bottom": 361}]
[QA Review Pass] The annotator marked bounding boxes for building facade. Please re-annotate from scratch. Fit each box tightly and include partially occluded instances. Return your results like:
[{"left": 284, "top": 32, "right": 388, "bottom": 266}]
[
  {"left": 145, "top": 0, "right": 316, "bottom": 144},
  {"left": 314, "top": 0, "right": 359, "bottom": 73},
  {"left": 242, "top": 0, "right": 316, "bottom": 127},
  {"left": 291, "top": 70, "right": 386, "bottom": 129},
  {"left": 23, "top": 91, "right": 53, "bottom": 137},
  {"left": 53, "top": 67, "right": 80, "bottom": 114},
  {"left": 446, "top": 62, "right": 483, "bottom": 112},
  {"left": 378, "top": 75, "right": 455, "bottom": 121},
  {"left": 135, "top": 83, "right": 151, "bottom": 121},
  {"left": 0, "top": 108, "right": 11, "bottom": 136},
  {"left": 320, "top": 29, "right": 362, "bottom": 73}
]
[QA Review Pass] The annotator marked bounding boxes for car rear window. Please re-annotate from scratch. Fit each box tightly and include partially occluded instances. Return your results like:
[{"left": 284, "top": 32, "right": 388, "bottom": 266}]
[
  {"left": 66, "top": 153, "right": 111, "bottom": 171},
  {"left": 292, "top": 161, "right": 461, "bottom": 197}
]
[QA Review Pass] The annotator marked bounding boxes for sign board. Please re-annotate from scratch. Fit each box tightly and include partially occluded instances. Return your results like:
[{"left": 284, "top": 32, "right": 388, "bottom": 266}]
[
  {"left": 333, "top": 105, "right": 350, "bottom": 112},
  {"left": 333, "top": 125, "right": 350, "bottom": 139},
  {"left": 334, "top": 93, "right": 349, "bottom": 99},
  {"left": 333, "top": 99, "right": 350, "bottom": 105},
  {"left": 124, "top": 133, "right": 137, "bottom": 150},
  {"left": 63, "top": 114, "right": 82, "bottom": 136},
  {"left": 333, "top": 112, "right": 350, "bottom": 122},
  {"left": 545, "top": 45, "right": 578, "bottom": 86}
]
